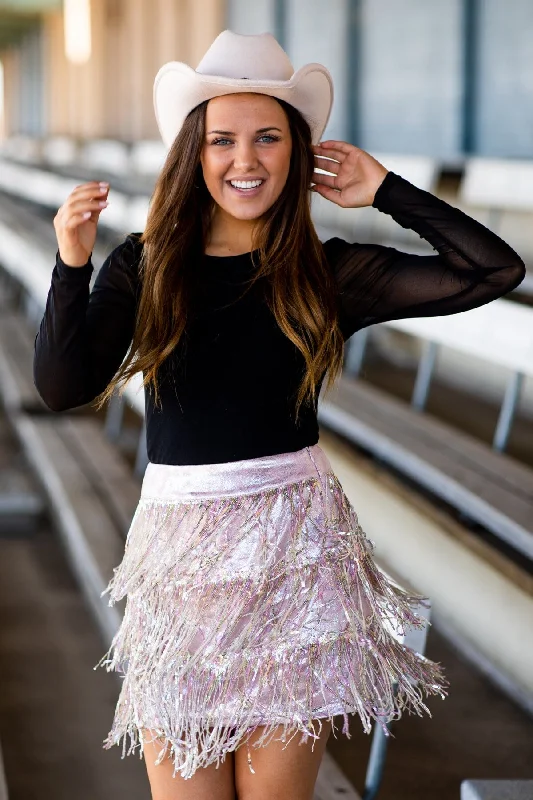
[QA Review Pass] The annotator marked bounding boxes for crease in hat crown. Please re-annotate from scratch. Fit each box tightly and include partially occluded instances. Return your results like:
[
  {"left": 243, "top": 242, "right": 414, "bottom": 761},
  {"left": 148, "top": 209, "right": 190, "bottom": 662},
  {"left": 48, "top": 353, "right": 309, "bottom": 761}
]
[
  {"left": 196, "top": 31, "right": 294, "bottom": 81},
  {"left": 153, "top": 30, "right": 334, "bottom": 149}
]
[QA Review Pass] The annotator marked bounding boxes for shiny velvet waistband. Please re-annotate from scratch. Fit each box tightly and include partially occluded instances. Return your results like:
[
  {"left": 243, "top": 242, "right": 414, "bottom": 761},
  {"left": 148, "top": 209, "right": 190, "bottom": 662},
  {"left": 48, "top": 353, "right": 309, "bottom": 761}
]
[{"left": 140, "top": 444, "right": 332, "bottom": 501}]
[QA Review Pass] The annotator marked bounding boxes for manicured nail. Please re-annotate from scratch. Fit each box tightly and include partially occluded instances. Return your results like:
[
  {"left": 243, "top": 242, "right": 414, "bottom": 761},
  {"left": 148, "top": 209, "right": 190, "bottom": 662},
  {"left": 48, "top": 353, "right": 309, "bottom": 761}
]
[{"left": 82, "top": 211, "right": 91, "bottom": 219}]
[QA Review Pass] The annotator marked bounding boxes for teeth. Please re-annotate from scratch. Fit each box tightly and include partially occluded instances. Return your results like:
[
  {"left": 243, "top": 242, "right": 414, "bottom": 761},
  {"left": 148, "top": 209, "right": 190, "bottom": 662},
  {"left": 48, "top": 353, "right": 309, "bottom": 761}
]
[{"left": 230, "top": 179, "right": 263, "bottom": 189}]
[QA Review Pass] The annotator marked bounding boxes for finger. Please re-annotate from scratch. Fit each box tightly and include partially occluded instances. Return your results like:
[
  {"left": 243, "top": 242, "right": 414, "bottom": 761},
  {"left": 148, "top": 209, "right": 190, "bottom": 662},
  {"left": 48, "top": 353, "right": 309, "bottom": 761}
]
[
  {"left": 312, "top": 143, "right": 344, "bottom": 160},
  {"left": 68, "top": 197, "right": 109, "bottom": 214},
  {"left": 313, "top": 146, "right": 346, "bottom": 164},
  {"left": 312, "top": 171, "right": 338, "bottom": 189},
  {"left": 75, "top": 187, "right": 109, "bottom": 203},
  {"left": 317, "top": 140, "right": 358, "bottom": 156},
  {"left": 69, "top": 182, "right": 110, "bottom": 200},
  {"left": 313, "top": 155, "right": 340, "bottom": 174},
  {"left": 311, "top": 183, "right": 344, "bottom": 206},
  {"left": 63, "top": 210, "right": 99, "bottom": 230},
  {"left": 74, "top": 180, "right": 109, "bottom": 192},
  {"left": 61, "top": 197, "right": 107, "bottom": 222}
]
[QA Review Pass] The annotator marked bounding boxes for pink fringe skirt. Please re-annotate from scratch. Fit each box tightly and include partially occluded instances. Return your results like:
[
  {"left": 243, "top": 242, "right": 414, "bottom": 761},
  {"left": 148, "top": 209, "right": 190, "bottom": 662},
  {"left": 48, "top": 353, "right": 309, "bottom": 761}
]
[{"left": 95, "top": 443, "right": 448, "bottom": 779}]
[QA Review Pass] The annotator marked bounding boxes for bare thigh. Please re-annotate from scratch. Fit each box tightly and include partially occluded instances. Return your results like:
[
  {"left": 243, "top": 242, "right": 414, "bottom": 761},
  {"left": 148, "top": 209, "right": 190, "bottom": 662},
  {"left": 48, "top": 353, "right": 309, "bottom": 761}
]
[
  {"left": 234, "top": 719, "right": 332, "bottom": 800},
  {"left": 141, "top": 728, "right": 236, "bottom": 800}
]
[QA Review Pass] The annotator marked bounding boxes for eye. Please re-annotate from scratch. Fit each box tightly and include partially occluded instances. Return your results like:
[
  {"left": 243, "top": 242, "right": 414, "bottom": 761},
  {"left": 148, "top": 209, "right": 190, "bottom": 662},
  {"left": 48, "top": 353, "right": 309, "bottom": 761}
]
[
  {"left": 258, "top": 134, "right": 280, "bottom": 143},
  {"left": 211, "top": 137, "right": 232, "bottom": 146}
]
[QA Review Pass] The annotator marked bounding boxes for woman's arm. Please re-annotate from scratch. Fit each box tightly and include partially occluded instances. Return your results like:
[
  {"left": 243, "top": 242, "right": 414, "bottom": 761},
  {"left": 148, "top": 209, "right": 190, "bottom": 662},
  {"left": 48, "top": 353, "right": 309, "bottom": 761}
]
[
  {"left": 33, "top": 233, "right": 142, "bottom": 411},
  {"left": 313, "top": 149, "right": 525, "bottom": 340}
]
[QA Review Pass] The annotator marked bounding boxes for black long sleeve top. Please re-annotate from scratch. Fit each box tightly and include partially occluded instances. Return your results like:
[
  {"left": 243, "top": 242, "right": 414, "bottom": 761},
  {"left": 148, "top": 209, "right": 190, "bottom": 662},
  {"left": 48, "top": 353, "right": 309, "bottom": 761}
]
[{"left": 33, "top": 171, "right": 526, "bottom": 465}]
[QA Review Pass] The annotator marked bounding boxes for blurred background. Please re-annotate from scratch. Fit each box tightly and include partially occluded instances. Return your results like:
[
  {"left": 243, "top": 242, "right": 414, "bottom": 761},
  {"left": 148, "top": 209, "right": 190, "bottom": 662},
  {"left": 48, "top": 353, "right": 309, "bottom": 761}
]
[
  {"left": 0, "top": 3, "right": 532, "bottom": 800},
  {"left": 1, "top": 0, "right": 533, "bottom": 156}
]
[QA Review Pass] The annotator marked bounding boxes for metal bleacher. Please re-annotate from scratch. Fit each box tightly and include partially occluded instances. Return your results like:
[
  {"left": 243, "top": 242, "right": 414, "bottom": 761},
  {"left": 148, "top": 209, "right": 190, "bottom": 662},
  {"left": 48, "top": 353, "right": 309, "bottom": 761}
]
[{"left": 320, "top": 299, "right": 533, "bottom": 563}]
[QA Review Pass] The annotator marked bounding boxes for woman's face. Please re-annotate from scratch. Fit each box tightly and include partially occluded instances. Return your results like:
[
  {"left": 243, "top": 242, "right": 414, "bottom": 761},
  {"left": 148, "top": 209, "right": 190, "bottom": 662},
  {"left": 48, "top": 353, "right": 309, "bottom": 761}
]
[{"left": 200, "top": 93, "right": 292, "bottom": 222}]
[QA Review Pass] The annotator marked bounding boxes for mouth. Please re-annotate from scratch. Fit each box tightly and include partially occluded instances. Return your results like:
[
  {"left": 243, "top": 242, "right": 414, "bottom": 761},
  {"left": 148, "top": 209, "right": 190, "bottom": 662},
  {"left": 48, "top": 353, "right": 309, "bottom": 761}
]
[{"left": 227, "top": 178, "right": 266, "bottom": 197}]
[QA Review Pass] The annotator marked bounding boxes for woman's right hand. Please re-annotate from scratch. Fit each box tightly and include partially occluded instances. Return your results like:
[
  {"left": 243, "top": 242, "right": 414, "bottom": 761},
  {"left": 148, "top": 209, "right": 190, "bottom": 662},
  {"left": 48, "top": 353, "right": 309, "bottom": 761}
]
[{"left": 53, "top": 181, "right": 110, "bottom": 267}]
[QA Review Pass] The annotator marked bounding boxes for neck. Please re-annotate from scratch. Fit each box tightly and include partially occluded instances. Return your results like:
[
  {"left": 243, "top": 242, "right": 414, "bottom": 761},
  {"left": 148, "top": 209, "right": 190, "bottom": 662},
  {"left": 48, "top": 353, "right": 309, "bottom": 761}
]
[{"left": 205, "top": 207, "right": 260, "bottom": 257}]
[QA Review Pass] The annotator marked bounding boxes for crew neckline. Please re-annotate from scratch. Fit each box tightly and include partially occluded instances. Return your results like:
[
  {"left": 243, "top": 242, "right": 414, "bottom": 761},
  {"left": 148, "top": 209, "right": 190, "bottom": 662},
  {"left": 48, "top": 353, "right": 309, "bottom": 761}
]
[{"left": 204, "top": 248, "right": 260, "bottom": 260}]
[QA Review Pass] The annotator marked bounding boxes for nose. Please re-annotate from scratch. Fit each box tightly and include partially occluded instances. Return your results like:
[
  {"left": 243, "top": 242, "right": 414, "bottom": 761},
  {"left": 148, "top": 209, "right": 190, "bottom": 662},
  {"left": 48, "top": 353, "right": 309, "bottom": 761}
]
[{"left": 232, "top": 141, "right": 259, "bottom": 172}]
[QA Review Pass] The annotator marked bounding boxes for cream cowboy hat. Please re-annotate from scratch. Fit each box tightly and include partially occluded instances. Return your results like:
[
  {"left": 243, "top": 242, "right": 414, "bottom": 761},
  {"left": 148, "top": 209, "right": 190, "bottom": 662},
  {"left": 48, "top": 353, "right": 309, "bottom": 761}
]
[{"left": 153, "top": 30, "right": 334, "bottom": 148}]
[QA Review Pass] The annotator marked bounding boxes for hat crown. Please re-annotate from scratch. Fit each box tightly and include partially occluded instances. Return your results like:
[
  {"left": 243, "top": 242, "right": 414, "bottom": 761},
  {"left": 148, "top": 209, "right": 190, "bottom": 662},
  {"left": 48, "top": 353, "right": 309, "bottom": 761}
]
[{"left": 196, "top": 30, "right": 294, "bottom": 82}]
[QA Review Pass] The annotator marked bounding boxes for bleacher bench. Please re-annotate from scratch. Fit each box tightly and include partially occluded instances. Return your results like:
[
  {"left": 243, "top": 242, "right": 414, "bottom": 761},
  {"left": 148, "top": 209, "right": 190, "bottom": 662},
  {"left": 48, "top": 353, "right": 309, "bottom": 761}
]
[
  {"left": 461, "top": 779, "right": 533, "bottom": 800},
  {"left": 318, "top": 376, "right": 533, "bottom": 561},
  {"left": 0, "top": 302, "right": 140, "bottom": 645}
]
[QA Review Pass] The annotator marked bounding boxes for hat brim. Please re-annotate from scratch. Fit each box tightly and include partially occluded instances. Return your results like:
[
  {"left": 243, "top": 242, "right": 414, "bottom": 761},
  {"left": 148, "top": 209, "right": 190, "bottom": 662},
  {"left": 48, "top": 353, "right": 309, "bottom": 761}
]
[{"left": 153, "top": 62, "right": 334, "bottom": 148}]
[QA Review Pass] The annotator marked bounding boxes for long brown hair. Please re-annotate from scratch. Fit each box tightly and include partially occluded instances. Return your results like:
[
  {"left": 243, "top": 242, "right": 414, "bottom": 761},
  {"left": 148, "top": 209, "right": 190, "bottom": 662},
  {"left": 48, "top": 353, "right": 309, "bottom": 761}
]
[{"left": 96, "top": 95, "right": 345, "bottom": 420}]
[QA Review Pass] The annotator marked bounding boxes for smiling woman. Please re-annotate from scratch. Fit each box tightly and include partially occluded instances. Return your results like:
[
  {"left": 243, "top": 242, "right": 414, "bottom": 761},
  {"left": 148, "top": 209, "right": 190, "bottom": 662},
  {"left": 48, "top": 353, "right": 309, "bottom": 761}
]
[
  {"left": 100, "top": 82, "right": 349, "bottom": 428},
  {"left": 33, "top": 28, "right": 524, "bottom": 800}
]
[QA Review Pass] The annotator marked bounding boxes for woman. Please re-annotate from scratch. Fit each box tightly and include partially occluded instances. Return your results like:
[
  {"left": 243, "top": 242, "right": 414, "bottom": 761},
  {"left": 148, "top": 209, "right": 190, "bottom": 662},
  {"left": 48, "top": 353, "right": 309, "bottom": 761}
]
[{"left": 34, "top": 30, "right": 525, "bottom": 800}]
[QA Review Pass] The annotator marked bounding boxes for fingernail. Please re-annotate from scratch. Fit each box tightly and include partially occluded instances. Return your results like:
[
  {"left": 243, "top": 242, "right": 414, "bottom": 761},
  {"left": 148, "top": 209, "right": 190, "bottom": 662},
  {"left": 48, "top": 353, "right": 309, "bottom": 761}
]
[
  {"left": 99, "top": 181, "right": 109, "bottom": 187},
  {"left": 82, "top": 211, "right": 91, "bottom": 219}
]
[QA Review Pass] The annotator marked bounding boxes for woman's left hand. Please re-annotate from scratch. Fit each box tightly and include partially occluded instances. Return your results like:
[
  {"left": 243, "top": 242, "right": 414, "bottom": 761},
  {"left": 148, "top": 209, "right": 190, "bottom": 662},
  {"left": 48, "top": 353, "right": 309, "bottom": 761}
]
[{"left": 311, "top": 141, "right": 389, "bottom": 208}]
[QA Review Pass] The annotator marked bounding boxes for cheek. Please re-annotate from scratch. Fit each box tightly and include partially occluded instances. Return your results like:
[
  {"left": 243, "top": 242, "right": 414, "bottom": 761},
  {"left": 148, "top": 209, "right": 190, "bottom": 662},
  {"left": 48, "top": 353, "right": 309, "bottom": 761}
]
[
  {"left": 269, "top": 146, "right": 291, "bottom": 178},
  {"left": 266, "top": 148, "right": 291, "bottom": 188},
  {"left": 201, "top": 151, "right": 225, "bottom": 187}
]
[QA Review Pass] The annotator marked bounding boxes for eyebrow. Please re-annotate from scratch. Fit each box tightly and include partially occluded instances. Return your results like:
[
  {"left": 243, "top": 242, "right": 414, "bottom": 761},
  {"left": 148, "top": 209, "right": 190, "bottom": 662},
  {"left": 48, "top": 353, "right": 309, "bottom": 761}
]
[{"left": 206, "top": 127, "right": 283, "bottom": 135}]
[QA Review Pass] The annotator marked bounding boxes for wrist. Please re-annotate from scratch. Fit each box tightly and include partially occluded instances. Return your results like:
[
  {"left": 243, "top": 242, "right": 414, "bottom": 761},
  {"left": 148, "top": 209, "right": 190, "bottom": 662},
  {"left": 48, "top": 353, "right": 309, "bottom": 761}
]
[
  {"left": 371, "top": 169, "right": 390, "bottom": 204},
  {"left": 55, "top": 249, "right": 93, "bottom": 279},
  {"left": 57, "top": 248, "right": 92, "bottom": 269},
  {"left": 371, "top": 170, "right": 403, "bottom": 210},
  {"left": 58, "top": 257, "right": 91, "bottom": 269}
]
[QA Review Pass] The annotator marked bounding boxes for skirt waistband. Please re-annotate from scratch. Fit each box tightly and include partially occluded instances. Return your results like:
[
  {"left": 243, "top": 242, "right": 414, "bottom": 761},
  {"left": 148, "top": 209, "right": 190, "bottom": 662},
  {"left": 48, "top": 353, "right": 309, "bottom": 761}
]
[{"left": 141, "top": 444, "right": 332, "bottom": 502}]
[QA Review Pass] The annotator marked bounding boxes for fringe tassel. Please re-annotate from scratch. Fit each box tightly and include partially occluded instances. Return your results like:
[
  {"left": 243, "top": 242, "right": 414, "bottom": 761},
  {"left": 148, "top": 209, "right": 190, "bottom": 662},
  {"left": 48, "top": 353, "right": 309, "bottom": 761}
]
[{"left": 95, "top": 471, "right": 448, "bottom": 779}]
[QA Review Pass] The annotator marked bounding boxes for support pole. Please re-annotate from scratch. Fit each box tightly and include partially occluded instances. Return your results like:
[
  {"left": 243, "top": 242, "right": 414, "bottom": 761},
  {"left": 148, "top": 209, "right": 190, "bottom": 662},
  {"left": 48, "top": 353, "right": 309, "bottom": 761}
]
[
  {"left": 412, "top": 340, "right": 438, "bottom": 411},
  {"left": 345, "top": 328, "right": 370, "bottom": 378},
  {"left": 362, "top": 688, "right": 397, "bottom": 800},
  {"left": 493, "top": 371, "right": 523, "bottom": 452},
  {"left": 104, "top": 391, "right": 125, "bottom": 442},
  {"left": 134, "top": 418, "right": 149, "bottom": 478},
  {"left": 274, "top": 0, "right": 286, "bottom": 49}
]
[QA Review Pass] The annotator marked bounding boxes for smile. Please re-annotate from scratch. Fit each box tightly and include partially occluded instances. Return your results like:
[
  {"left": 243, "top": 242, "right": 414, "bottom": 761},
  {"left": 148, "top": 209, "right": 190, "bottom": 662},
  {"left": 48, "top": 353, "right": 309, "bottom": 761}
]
[{"left": 228, "top": 179, "right": 265, "bottom": 193}]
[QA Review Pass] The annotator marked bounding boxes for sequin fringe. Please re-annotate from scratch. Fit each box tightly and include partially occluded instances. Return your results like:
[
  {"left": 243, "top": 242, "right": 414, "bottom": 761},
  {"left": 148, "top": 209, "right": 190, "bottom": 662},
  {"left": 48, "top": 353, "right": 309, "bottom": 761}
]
[{"left": 95, "top": 469, "right": 448, "bottom": 780}]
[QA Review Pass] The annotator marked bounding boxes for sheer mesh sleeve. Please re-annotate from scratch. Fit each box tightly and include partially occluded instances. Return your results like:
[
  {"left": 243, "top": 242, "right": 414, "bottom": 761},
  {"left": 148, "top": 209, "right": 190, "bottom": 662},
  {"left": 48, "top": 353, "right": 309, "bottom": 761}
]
[
  {"left": 323, "top": 171, "right": 526, "bottom": 341},
  {"left": 33, "top": 233, "right": 142, "bottom": 411}
]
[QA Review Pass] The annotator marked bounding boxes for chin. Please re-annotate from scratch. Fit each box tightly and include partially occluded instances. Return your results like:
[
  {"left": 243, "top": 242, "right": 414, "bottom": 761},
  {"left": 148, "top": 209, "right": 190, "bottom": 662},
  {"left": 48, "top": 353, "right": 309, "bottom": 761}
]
[
  {"left": 228, "top": 208, "right": 268, "bottom": 221},
  {"left": 222, "top": 199, "right": 276, "bottom": 221}
]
